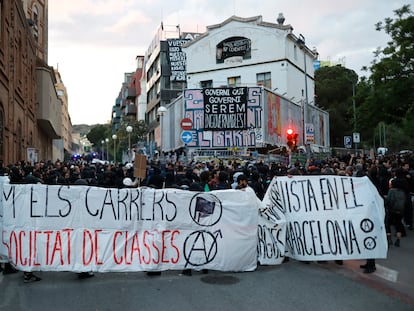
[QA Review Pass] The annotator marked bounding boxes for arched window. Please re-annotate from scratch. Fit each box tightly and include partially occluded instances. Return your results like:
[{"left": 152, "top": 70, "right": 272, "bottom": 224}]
[{"left": 32, "top": 4, "right": 39, "bottom": 25}]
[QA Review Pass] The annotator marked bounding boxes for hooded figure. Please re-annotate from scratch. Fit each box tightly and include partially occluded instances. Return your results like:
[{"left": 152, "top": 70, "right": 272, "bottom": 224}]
[{"left": 231, "top": 172, "right": 244, "bottom": 189}]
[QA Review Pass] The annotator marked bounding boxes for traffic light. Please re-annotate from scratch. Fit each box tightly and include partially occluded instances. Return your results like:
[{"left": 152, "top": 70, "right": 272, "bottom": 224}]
[
  {"left": 293, "top": 133, "right": 299, "bottom": 145},
  {"left": 286, "top": 128, "right": 294, "bottom": 148}
]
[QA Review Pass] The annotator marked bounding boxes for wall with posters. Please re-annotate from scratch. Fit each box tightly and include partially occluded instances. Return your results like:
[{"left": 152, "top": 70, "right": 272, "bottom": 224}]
[
  {"left": 181, "top": 87, "right": 264, "bottom": 149},
  {"left": 161, "top": 87, "right": 329, "bottom": 151}
]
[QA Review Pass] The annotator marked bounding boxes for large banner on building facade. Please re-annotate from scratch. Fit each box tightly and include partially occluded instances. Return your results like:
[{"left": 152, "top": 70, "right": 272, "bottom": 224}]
[
  {"left": 0, "top": 176, "right": 387, "bottom": 271},
  {"left": 203, "top": 87, "right": 248, "bottom": 130},
  {"left": 167, "top": 39, "right": 190, "bottom": 82},
  {"left": 183, "top": 87, "right": 263, "bottom": 148}
]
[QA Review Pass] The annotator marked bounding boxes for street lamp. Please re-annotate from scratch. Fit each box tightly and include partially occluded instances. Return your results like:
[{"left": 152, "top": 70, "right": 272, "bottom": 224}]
[
  {"left": 296, "top": 34, "right": 309, "bottom": 150},
  {"left": 101, "top": 140, "right": 105, "bottom": 160},
  {"left": 112, "top": 134, "right": 117, "bottom": 164},
  {"left": 157, "top": 106, "right": 167, "bottom": 162},
  {"left": 105, "top": 138, "right": 109, "bottom": 162},
  {"left": 126, "top": 125, "right": 133, "bottom": 163}
]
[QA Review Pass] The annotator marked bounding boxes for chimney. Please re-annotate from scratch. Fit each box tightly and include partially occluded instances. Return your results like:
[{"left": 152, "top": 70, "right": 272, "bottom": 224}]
[{"left": 277, "top": 13, "right": 285, "bottom": 25}]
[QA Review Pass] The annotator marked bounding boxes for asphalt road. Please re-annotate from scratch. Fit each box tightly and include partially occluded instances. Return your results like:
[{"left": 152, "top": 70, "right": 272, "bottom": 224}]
[{"left": 1, "top": 257, "right": 413, "bottom": 311}]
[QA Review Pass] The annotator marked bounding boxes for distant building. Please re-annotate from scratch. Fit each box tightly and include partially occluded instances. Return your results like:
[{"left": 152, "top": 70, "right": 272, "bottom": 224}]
[
  {"left": 54, "top": 69, "right": 73, "bottom": 160},
  {"left": 111, "top": 56, "right": 147, "bottom": 134},
  {"left": 144, "top": 25, "right": 201, "bottom": 153}
]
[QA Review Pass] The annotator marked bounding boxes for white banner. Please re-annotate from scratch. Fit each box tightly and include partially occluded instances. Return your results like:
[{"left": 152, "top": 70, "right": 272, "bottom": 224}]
[
  {"left": 0, "top": 185, "right": 259, "bottom": 272},
  {"left": 0, "top": 175, "right": 387, "bottom": 271},
  {"left": 261, "top": 175, "right": 387, "bottom": 262}
]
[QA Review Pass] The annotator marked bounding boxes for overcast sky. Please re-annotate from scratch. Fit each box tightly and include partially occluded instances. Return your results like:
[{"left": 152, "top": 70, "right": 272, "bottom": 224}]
[{"left": 48, "top": 0, "right": 408, "bottom": 125}]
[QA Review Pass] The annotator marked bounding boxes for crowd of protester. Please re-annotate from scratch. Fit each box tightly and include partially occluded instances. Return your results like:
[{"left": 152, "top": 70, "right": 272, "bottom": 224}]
[{"left": 0, "top": 150, "right": 413, "bottom": 280}]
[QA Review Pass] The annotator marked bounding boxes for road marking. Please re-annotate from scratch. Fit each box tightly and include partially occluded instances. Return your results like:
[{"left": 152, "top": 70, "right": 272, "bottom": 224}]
[{"left": 375, "top": 264, "right": 398, "bottom": 282}]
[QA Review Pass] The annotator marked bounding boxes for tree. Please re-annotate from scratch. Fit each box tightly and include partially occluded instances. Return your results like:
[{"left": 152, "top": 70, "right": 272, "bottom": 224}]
[
  {"left": 86, "top": 124, "right": 111, "bottom": 150},
  {"left": 112, "top": 120, "right": 149, "bottom": 161},
  {"left": 358, "top": 5, "right": 414, "bottom": 150},
  {"left": 315, "top": 66, "right": 358, "bottom": 147}
]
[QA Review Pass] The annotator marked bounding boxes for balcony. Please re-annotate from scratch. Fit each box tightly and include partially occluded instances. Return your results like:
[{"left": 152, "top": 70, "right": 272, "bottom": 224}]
[
  {"left": 126, "top": 87, "right": 136, "bottom": 100},
  {"left": 125, "top": 103, "right": 137, "bottom": 116},
  {"left": 36, "top": 66, "right": 62, "bottom": 138}
]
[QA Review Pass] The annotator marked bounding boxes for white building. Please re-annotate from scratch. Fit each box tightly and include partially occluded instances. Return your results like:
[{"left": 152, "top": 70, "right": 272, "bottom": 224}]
[
  {"left": 183, "top": 15, "right": 315, "bottom": 107},
  {"left": 157, "top": 15, "right": 329, "bottom": 160}
]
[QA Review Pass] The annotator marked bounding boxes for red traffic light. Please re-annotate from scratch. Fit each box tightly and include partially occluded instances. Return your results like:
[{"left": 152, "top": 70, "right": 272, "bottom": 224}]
[
  {"left": 286, "top": 128, "right": 294, "bottom": 141},
  {"left": 286, "top": 128, "right": 297, "bottom": 149}
]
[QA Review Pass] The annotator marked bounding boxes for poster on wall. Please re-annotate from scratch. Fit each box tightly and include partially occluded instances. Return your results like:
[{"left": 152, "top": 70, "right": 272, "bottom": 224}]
[
  {"left": 203, "top": 87, "right": 248, "bottom": 130},
  {"left": 183, "top": 87, "right": 263, "bottom": 148},
  {"left": 216, "top": 36, "right": 251, "bottom": 63},
  {"left": 167, "top": 39, "right": 190, "bottom": 82}
]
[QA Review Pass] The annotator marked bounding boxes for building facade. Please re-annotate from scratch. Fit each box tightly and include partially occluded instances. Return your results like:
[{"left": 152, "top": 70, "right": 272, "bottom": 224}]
[
  {"left": 0, "top": 0, "right": 38, "bottom": 164},
  {"left": 54, "top": 68, "right": 72, "bottom": 159},
  {"left": 21, "top": 0, "right": 47, "bottom": 62},
  {"left": 183, "top": 15, "right": 318, "bottom": 137},
  {"left": 157, "top": 15, "right": 329, "bottom": 159},
  {"left": 144, "top": 26, "right": 198, "bottom": 153}
]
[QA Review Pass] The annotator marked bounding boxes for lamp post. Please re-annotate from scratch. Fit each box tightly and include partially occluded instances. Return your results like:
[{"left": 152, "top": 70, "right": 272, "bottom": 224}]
[
  {"left": 157, "top": 106, "right": 168, "bottom": 162},
  {"left": 101, "top": 140, "right": 105, "bottom": 161},
  {"left": 112, "top": 134, "right": 117, "bottom": 164},
  {"left": 126, "top": 125, "right": 133, "bottom": 163},
  {"left": 296, "top": 34, "right": 308, "bottom": 148},
  {"left": 105, "top": 138, "right": 109, "bottom": 162}
]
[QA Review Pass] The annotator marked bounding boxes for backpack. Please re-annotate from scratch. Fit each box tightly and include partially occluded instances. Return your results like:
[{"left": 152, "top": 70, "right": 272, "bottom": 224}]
[{"left": 386, "top": 188, "right": 406, "bottom": 214}]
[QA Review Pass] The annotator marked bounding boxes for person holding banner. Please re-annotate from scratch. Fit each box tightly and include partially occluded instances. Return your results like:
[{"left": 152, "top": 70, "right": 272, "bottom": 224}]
[
  {"left": 7, "top": 165, "right": 43, "bottom": 283},
  {"left": 358, "top": 162, "right": 382, "bottom": 274}
]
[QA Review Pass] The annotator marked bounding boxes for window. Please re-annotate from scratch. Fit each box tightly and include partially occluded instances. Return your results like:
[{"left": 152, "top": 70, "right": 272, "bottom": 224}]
[
  {"left": 32, "top": 4, "right": 39, "bottom": 41},
  {"left": 227, "top": 76, "right": 241, "bottom": 87},
  {"left": 256, "top": 72, "right": 271, "bottom": 89},
  {"left": 200, "top": 80, "right": 213, "bottom": 88},
  {"left": 32, "top": 5, "right": 39, "bottom": 25}
]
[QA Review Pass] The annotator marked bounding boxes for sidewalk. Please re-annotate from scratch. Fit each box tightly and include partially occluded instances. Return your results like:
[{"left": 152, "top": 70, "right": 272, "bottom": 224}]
[{"left": 336, "top": 227, "right": 414, "bottom": 306}]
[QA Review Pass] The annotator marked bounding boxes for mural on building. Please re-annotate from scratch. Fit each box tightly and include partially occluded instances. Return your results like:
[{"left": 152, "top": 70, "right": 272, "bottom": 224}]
[
  {"left": 267, "top": 92, "right": 282, "bottom": 145},
  {"left": 180, "top": 87, "right": 328, "bottom": 150},
  {"left": 216, "top": 36, "right": 251, "bottom": 64}
]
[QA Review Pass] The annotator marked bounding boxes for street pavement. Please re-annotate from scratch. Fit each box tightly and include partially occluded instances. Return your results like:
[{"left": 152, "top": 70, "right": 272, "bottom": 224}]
[
  {"left": 1, "top": 227, "right": 413, "bottom": 311},
  {"left": 336, "top": 225, "right": 414, "bottom": 306}
]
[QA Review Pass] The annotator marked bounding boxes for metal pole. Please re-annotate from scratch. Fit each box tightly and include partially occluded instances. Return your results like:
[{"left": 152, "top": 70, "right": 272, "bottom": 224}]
[
  {"left": 298, "top": 34, "right": 310, "bottom": 158},
  {"left": 352, "top": 83, "right": 357, "bottom": 154},
  {"left": 379, "top": 124, "right": 382, "bottom": 146},
  {"left": 128, "top": 133, "right": 131, "bottom": 161},
  {"left": 101, "top": 140, "right": 105, "bottom": 160},
  {"left": 112, "top": 134, "right": 117, "bottom": 164}
]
